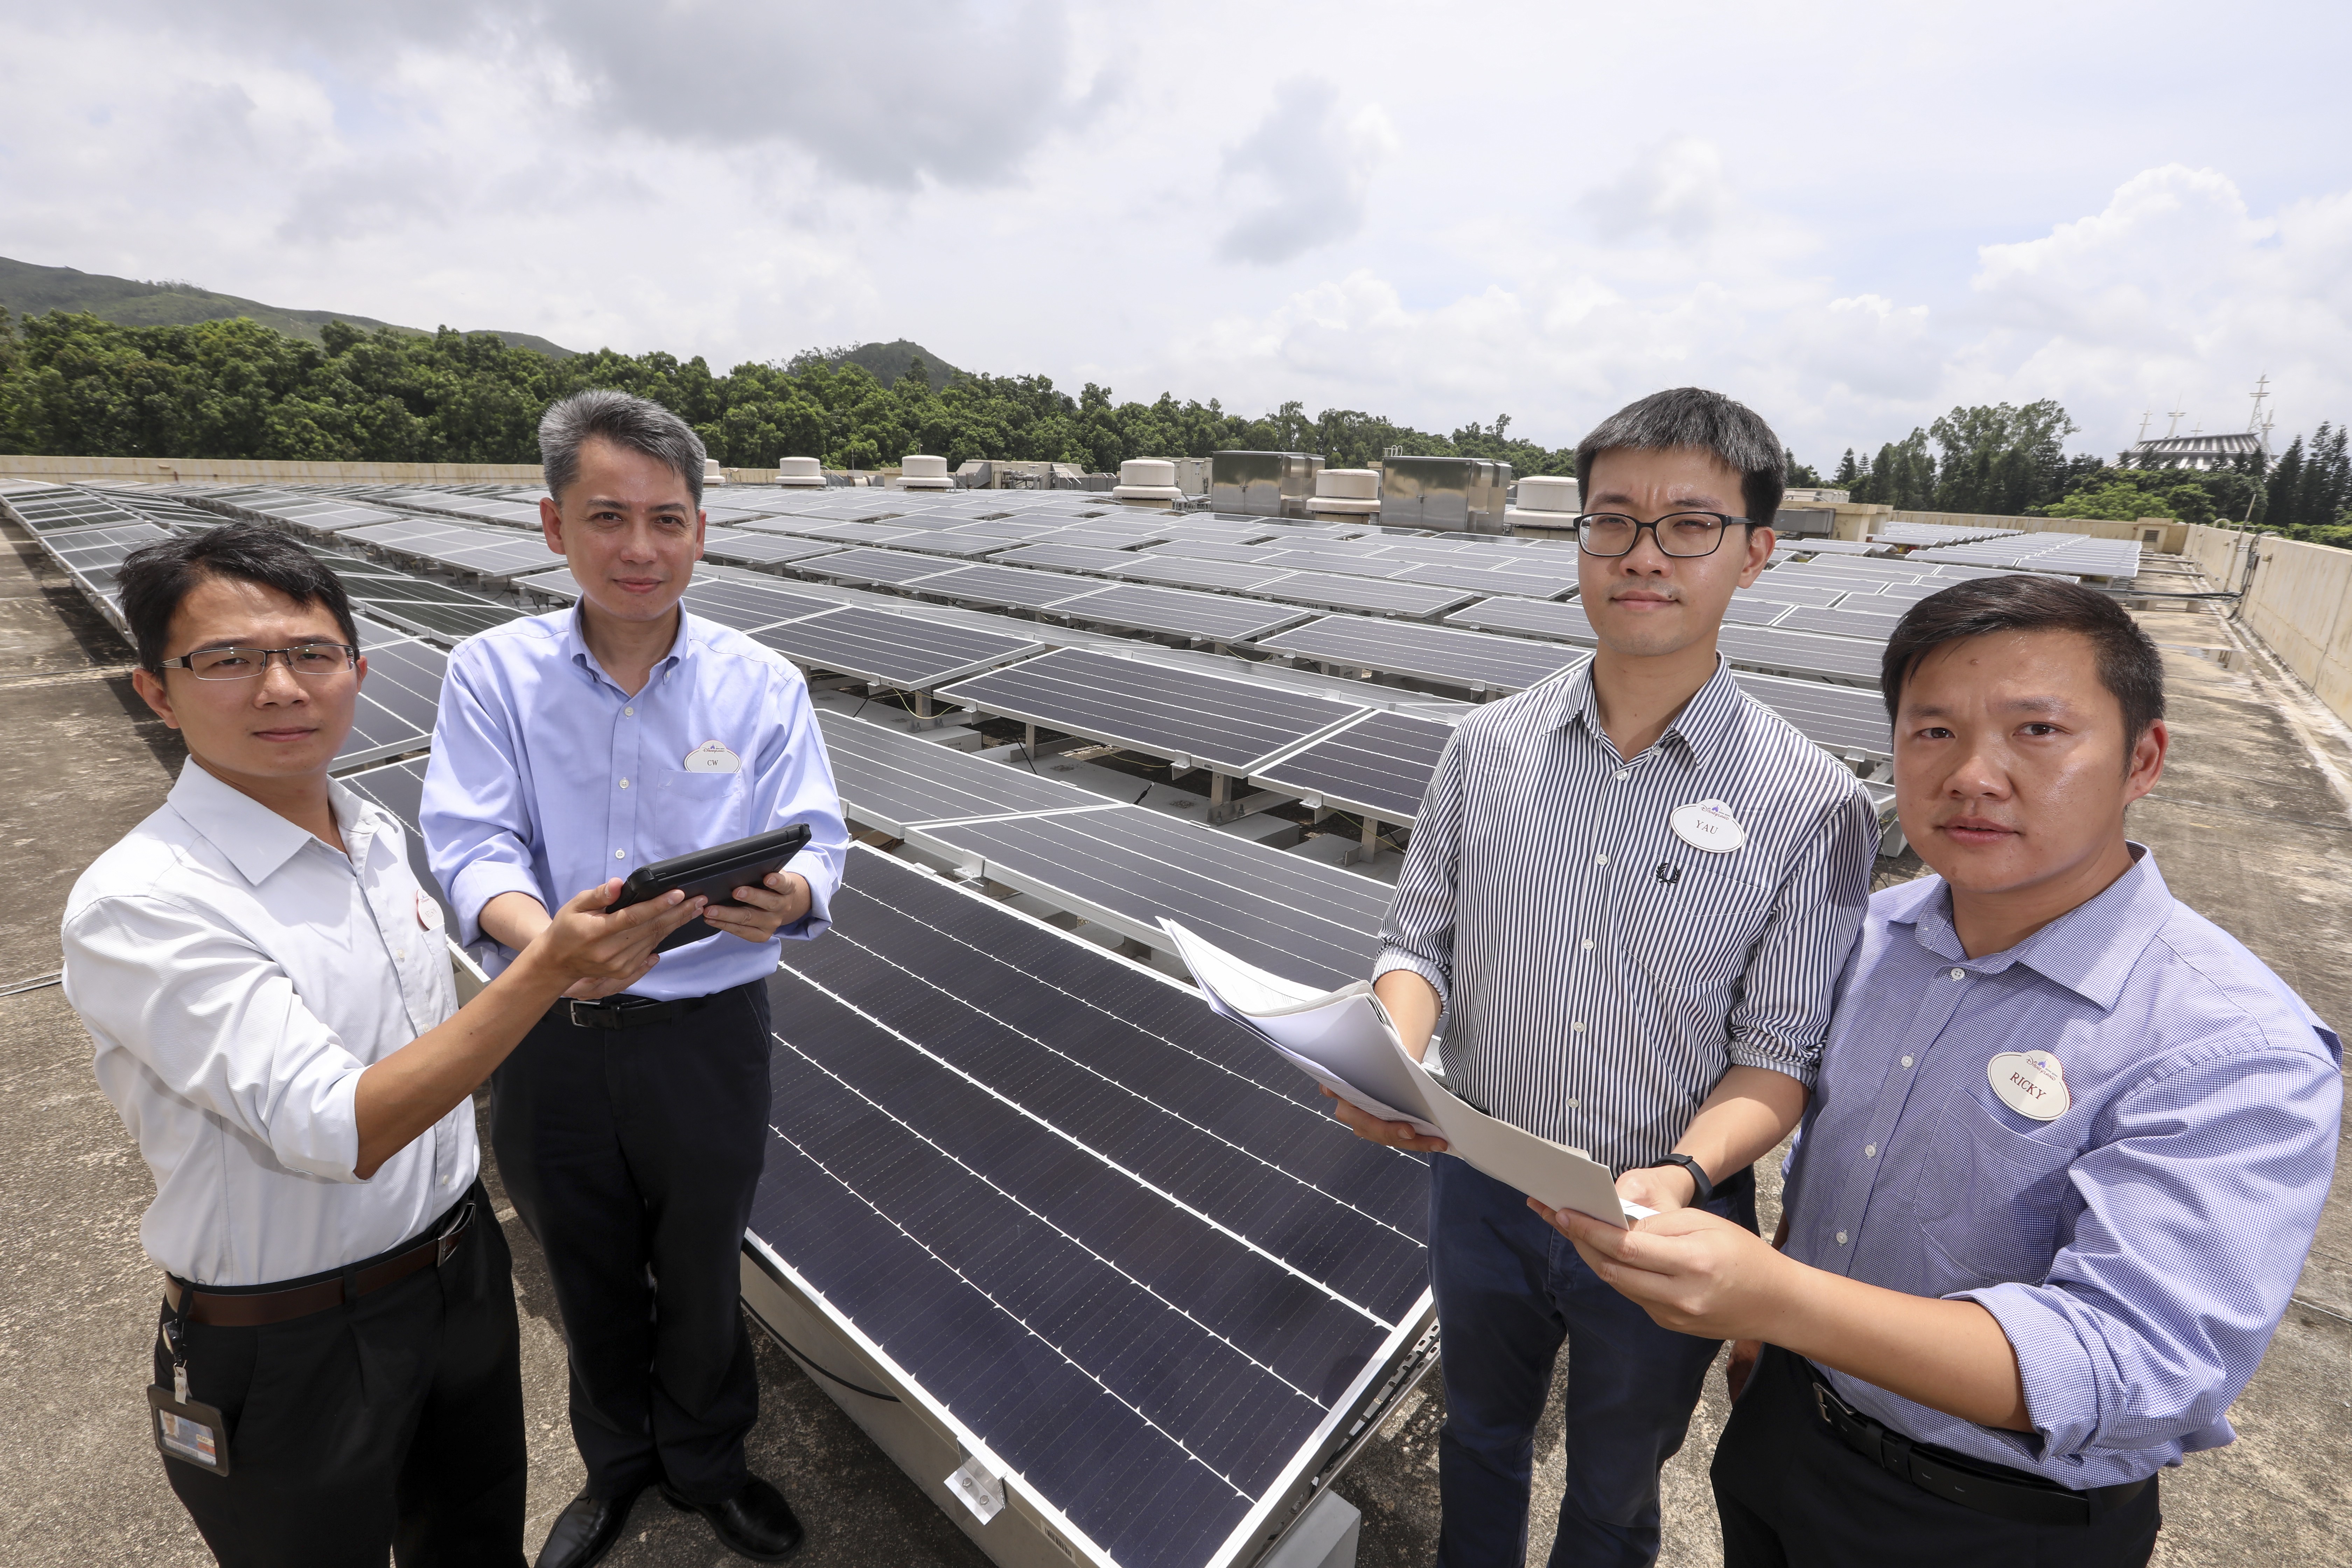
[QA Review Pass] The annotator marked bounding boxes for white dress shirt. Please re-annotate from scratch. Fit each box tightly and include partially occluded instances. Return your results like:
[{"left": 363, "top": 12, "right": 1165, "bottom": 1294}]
[{"left": 63, "top": 763, "right": 472, "bottom": 1287}]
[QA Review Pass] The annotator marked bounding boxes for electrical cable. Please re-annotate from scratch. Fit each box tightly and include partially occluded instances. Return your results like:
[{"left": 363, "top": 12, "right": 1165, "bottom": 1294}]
[
  {"left": 0, "top": 971, "right": 63, "bottom": 999},
  {"left": 758, "top": 1323, "right": 901, "bottom": 1401}
]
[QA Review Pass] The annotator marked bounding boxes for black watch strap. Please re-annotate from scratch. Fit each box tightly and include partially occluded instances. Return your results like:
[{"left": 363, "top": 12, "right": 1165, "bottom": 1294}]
[{"left": 1640, "top": 1153, "right": 1714, "bottom": 1206}]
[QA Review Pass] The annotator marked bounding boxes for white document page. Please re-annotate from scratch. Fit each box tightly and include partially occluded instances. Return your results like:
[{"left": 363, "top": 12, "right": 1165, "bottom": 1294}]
[{"left": 1161, "top": 919, "right": 1650, "bottom": 1227}]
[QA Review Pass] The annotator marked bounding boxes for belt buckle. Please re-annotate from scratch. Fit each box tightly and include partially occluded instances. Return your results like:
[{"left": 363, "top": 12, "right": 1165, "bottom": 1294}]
[
  {"left": 566, "top": 998, "right": 604, "bottom": 1029},
  {"left": 1813, "top": 1380, "right": 1836, "bottom": 1426}
]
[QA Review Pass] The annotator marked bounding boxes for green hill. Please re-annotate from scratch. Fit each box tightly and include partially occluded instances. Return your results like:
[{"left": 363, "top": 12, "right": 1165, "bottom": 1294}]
[
  {"left": 786, "top": 337, "right": 968, "bottom": 389},
  {"left": 0, "top": 255, "right": 576, "bottom": 359}
]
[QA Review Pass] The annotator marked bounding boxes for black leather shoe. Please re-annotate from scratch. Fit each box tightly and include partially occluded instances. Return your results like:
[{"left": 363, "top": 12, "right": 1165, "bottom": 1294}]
[
  {"left": 661, "top": 1476, "right": 804, "bottom": 1562},
  {"left": 534, "top": 1484, "right": 645, "bottom": 1568}
]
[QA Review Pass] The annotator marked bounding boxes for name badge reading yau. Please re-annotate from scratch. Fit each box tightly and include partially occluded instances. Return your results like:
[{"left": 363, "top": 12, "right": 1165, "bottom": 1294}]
[
  {"left": 1669, "top": 799, "right": 1747, "bottom": 853},
  {"left": 1987, "top": 1048, "right": 2070, "bottom": 1121}
]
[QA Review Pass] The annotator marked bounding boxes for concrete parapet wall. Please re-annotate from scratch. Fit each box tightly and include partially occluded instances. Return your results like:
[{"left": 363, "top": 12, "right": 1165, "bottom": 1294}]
[
  {"left": 1892, "top": 509, "right": 2187, "bottom": 552},
  {"left": 2186, "top": 523, "right": 2352, "bottom": 724},
  {"left": 0, "top": 453, "right": 792, "bottom": 486}
]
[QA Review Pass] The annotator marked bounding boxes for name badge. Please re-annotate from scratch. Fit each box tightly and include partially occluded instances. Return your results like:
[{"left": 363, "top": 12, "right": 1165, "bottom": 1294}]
[
  {"left": 684, "top": 740, "right": 742, "bottom": 774},
  {"left": 415, "top": 891, "right": 443, "bottom": 931},
  {"left": 1669, "top": 799, "right": 1747, "bottom": 853},
  {"left": 1987, "top": 1049, "right": 2070, "bottom": 1121}
]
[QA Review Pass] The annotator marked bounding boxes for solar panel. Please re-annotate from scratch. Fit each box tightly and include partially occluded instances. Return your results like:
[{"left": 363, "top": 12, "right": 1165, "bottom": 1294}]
[
  {"left": 752, "top": 607, "right": 1042, "bottom": 690},
  {"left": 788, "top": 546, "right": 959, "bottom": 588},
  {"left": 336, "top": 637, "right": 448, "bottom": 771},
  {"left": 1721, "top": 597, "right": 1796, "bottom": 625},
  {"left": 1443, "top": 597, "right": 1594, "bottom": 643},
  {"left": 937, "top": 648, "right": 1365, "bottom": 775},
  {"left": 676, "top": 579, "right": 841, "bottom": 631},
  {"left": 902, "top": 564, "right": 1099, "bottom": 613},
  {"left": 1390, "top": 559, "right": 1577, "bottom": 598},
  {"left": 40, "top": 521, "right": 174, "bottom": 616},
  {"left": 338, "top": 757, "right": 454, "bottom": 928},
  {"left": 816, "top": 711, "right": 1107, "bottom": 835},
  {"left": 1054, "top": 583, "right": 1313, "bottom": 644},
  {"left": 1252, "top": 549, "right": 1413, "bottom": 579},
  {"left": 791, "top": 521, "right": 927, "bottom": 546},
  {"left": 7, "top": 491, "right": 157, "bottom": 532},
  {"left": 1248, "top": 710, "right": 1456, "bottom": 825},
  {"left": 1711, "top": 624, "right": 1885, "bottom": 687},
  {"left": 299, "top": 545, "right": 525, "bottom": 644},
  {"left": 1145, "top": 540, "right": 1288, "bottom": 565},
  {"left": 1107, "top": 555, "right": 1297, "bottom": 593},
  {"left": 1738, "top": 579, "right": 1850, "bottom": 609},
  {"left": 1733, "top": 672, "right": 1891, "bottom": 760},
  {"left": 1052, "top": 528, "right": 1171, "bottom": 552},
  {"left": 1772, "top": 605, "right": 1905, "bottom": 642},
  {"left": 860, "top": 529, "right": 1014, "bottom": 558},
  {"left": 911, "top": 805, "right": 1390, "bottom": 992},
  {"left": 746, "top": 849, "right": 1432, "bottom": 1568},
  {"left": 990, "top": 542, "right": 1146, "bottom": 574},
  {"left": 1261, "top": 616, "right": 1587, "bottom": 695},
  {"left": 343, "top": 517, "right": 556, "bottom": 581},
  {"left": 701, "top": 529, "right": 848, "bottom": 569},
  {"left": 1252, "top": 572, "right": 1474, "bottom": 620}
]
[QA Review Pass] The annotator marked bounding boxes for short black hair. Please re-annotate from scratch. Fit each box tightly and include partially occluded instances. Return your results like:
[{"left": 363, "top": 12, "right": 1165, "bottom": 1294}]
[
  {"left": 1882, "top": 574, "right": 2165, "bottom": 743},
  {"left": 1574, "top": 387, "right": 1786, "bottom": 526},
  {"left": 119, "top": 523, "right": 360, "bottom": 674},
  {"left": 540, "top": 388, "right": 707, "bottom": 507}
]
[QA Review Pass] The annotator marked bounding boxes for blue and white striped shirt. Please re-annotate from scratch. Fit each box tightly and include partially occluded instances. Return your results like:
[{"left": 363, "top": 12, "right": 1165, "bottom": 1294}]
[
  {"left": 1375, "top": 658, "right": 1879, "bottom": 1165},
  {"left": 1785, "top": 848, "right": 2342, "bottom": 1488}
]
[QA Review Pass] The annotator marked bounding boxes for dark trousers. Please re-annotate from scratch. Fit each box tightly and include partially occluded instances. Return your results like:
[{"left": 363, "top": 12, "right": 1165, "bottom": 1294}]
[
  {"left": 1428, "top": 1153, "right": 1755, "bottom": 1568},
  {"left": 1713, "top": 1345, "right": 2161, "bottom": 1567},
  {"left": 490, "top": 980, "right": 773, "bottom": 1502},
  {"left": 154, "top": 1181, "right": 526, "bottom": 1568}
]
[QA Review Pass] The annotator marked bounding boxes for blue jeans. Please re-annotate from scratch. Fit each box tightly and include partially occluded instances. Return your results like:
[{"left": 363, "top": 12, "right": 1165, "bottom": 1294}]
[{"left": 1430, "top": 1153, "right": 1756, "bottom": 1568}]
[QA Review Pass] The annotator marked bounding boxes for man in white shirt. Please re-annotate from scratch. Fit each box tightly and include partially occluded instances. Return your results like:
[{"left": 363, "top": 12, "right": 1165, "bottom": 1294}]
[{"left": 63, "top": 523, "right": 706, "bottom": 1567}]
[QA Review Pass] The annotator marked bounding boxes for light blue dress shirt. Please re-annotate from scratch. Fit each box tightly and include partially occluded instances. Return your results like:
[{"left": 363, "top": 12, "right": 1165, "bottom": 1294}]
[
  {"left": 1783, "top": 846, "right": 2341, "bottom": 1488},
  {"left": 422, "top": 605, "right": 849, "bottom": 1002}
]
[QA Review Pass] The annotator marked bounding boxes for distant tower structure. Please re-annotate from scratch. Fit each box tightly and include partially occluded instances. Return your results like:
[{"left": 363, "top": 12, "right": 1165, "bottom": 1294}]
[{"left": 2121, "top": 377, "right": 2273, "bottom": 471}]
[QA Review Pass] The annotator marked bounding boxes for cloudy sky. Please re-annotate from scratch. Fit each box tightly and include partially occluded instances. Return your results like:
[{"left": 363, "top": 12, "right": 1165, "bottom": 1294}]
[{"left": 6, "top": 0, "right": 2348, "bottom": 467}]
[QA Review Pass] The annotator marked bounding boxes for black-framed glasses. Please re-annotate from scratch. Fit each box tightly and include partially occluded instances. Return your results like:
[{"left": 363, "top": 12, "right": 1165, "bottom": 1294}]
[
  {"left": 159, "top": 643, "right": 359, "bottom": 681},
  {"left": 1574, "top": 511, "right": 1758, "bottom": 558}
]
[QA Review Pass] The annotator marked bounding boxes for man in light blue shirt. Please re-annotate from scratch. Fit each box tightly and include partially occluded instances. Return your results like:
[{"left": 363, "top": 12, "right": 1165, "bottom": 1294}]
[
  {"left": 425, "top": 390, "right": 847, "bottom": 1568},
  {"left": 1541, "top": 574, "right": 2339, "bottom": 1566}
]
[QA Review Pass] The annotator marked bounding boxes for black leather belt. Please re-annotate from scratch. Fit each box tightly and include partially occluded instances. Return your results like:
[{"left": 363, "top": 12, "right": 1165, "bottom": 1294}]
[
  {"left": 1805, "top": 1362, "right": 2148, "bottom": 1528},
  {"left": 165, "top": 1194, "right": 475, "bottom": 1328},
  {"left": 555, "top": 987, "right": 730, "bottom": 1031}
]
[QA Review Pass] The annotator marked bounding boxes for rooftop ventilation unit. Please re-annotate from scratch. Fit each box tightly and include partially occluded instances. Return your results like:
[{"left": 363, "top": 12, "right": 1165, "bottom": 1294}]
[
  {"left": 1111, "top": 458, "right": 1188, "bottom": 510},
  {"left": 898, "top": 454, "right": 955, "bottom": 491},
  {"left": 1210, "top": 451, "right": 1323, "bottom": 517},
  {"left": 1306, "top": 468, "right": 1382, "bottom": 520},
  {"left": 776, "top": 456, "right": 827, "bottom": 488},
  {"left": 1505, "top": 474, "right": 1579, "bottom": 532},
  {"left": 702, "top": 457, "right": 729, "bottom": 488},
  {"left": 1380, "top": 455, "right": 1511, "bottom": 533}
]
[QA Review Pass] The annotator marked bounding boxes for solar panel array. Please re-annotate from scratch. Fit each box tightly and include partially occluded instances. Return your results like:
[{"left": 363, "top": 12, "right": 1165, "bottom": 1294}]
[{"left": 1904, "top": 530, "right": 2144, "bottom": 579}]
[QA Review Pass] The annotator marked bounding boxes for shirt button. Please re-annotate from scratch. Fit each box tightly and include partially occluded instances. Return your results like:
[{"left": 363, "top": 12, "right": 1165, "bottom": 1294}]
[
  {"left": 1595, "top": 854, "right": 1608, "bottom": 866},
  {"left": 439, "top": 1174, "right": 451, "bottom": 1187},
  {"left": 1565, "top": 1098, "right": 1579, "bottom": 1108},
  {"left": 1614, "top": 769, "right": 1629, "bottom": 780},
  {"left": 620, "top": 778, "right": 630, "bottom": 790},
  {"left": 1581, "top": 939, "right": 1594, "bottom": 951},
  {"left": 1836, "top": 1230, "right": 1849, "bottom": 1246},
  {"left": 624, "top": 706, "right": 635, "bottom": 716},
  {"left": 1900, "top": 1055, "right": 1914, "bottom": 1068},
  {"left": 1571, "top": 1021, "right": 1585, "bottom": 1032},
  {"left": 615, "top": 849, "right": 627, "bottom": 859},
  {"left": 1863, "top": 1143, "right": 1876, "bottom": 1158},
  {"left": 1950, "top": 968, "right": 1965, "bottom": 981}
]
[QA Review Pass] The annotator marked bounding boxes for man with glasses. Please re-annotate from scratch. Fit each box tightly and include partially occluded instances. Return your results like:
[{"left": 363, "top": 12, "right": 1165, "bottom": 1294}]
[
  {"left": 1335, "top": 387, "right": 1879, "bottom": 1566},
  {"left": 64, "top": 523, "right": 706, "bottom": 1565}
]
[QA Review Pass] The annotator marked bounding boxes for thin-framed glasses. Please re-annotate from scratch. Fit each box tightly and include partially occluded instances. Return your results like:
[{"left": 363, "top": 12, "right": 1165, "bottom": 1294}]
[
  {"left": 1574, "top": 511, "right": 1757, "bottom": 559},
  {"left": 158, "top": 643, "right": 359, "bottom": 681}
]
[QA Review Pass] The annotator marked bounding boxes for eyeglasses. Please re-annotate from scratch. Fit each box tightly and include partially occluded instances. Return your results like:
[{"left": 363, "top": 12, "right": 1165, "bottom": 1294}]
[
  {"left": 1574, "top": 511, "right": 1757, "bottom": 559},
  {"left": 159, "top": 644, "right": 359, "bottom": 681}
]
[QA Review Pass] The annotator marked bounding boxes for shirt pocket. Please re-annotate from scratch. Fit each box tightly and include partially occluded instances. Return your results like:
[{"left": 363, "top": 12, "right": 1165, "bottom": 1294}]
[
  {"left": 640, "top": 769, "right": 748, "bottom": 863},
  {"left": 1909, "top": 1087, "right": 2081, "bottom": 1286},
  {"left": 1623, "top": 854, "right": 1779, "bottom": 994}
]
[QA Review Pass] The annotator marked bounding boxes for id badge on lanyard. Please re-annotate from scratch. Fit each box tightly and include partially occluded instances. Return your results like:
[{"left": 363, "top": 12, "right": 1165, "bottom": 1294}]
[{"left": 148, "top": 1302, "right": 231, "bottom": 1477}]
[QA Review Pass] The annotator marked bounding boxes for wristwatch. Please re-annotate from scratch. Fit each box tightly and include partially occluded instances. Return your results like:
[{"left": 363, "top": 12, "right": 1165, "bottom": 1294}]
[{"left": 1639, "top": 1153, "right": 1715, "bottom": 1206}]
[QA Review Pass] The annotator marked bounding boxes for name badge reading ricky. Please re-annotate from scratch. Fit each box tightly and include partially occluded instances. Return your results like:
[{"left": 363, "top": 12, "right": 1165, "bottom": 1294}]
[
  {"left": 1668, "top": 799, "right": 1747, "bottom": 853},
  {"left": 1987, "top": 1049, "right": 2070, "bottom": 1121}
]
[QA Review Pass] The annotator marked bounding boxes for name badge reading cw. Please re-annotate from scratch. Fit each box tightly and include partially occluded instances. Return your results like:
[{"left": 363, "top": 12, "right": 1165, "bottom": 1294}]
[
  {"left": 684, "top": 740, "right": 742, "bottom": 774},
  {"left": 1987, "top": 1049, "right": 2070, "bottom": 1121},
  {"left": 1669, "top": 799, "right": 1747, "bottom": 853}
]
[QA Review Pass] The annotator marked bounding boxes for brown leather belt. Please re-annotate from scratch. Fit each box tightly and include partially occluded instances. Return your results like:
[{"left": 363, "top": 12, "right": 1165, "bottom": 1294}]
[{"left": 163, "top": 1198, "right": 475, "bottom": 1328}]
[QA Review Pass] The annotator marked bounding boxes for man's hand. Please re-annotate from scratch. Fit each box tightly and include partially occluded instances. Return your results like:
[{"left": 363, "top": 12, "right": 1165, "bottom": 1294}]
[
  {"left": 1530, "top": 1203, "right": 1798, "bottom": 1342},
  {"left": 1320, "top": 1087, "right": 1448, "bottom": 1153},
  {"left": 530, "top": 879, "right": 708, "bottom": 1000},
  {"left": 699, "top": 869, "right": 812, "bottom": 946},
  {"left": 1615, "top": 1163, "right": 1699, "bottom": 1214}
]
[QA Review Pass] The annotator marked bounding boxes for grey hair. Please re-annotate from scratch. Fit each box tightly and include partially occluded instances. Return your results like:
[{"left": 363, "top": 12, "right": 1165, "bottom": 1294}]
[
  {"left": 539, "top": 388, "right": 707, "bottom": 507},
  {"left": 1574, "top": 387, "right": 1786, "bottom": 525}
]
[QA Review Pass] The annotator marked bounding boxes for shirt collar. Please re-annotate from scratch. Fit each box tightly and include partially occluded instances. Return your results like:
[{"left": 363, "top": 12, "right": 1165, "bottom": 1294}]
[
  {"left": 563, "top": 602, "right": 693, "bottom": 694},
  {"left": 167, "top": 763, "right": 375, "bottom": 886},
  {"left": 1552, "top": 654, "right": 1744, "bottom": 766},
  {"left": 1893, "top": 843, "right": 2173, "bottom": 1009}
]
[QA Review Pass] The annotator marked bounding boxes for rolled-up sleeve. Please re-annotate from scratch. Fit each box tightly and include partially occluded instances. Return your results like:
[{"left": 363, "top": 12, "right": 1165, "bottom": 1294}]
[
  {"left": 423, "top": 644, "right": 545, "bottom": 947},
  {"left": 63, "top": 895, "right": 365, "bottom": 1182},
  {"left": 1372, "top": 725, "right": 1464, "bottom": 1008},
  {"left": 753, "top": 666, "right": 848, "bottom": 942},
  {"left": 1723, "top": 786, "right": 1876, "bottom": 1086},
  {"left": 1959, "top": 1044, "right": 2342, "bottom": 1460}
]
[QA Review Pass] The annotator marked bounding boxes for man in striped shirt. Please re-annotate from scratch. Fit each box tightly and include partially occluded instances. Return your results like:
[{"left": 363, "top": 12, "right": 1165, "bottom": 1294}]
[{"left": 1338, "top": 387, "right": 1880, "bottom": 1567}]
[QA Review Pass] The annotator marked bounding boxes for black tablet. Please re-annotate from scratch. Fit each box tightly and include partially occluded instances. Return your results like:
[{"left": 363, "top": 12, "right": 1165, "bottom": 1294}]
[{"left": 608, "top": 823, "right": 814, "bottom": 951}]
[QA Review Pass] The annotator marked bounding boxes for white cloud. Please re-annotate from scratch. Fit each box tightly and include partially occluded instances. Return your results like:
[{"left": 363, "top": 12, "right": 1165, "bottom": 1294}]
[{"left": 1214, "top": 78, "right": 1396, "bottom": 266}]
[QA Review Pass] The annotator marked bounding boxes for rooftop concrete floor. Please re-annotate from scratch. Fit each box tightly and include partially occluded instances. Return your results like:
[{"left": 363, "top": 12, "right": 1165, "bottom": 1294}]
[{"left": 2, "top": 532, "right": 2344, "bottom": 1567}]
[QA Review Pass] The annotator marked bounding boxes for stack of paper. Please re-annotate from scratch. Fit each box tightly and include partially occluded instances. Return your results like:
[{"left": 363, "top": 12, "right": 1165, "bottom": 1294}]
[{"left": 1160, "top": 919, "right": 1651, "bottom": 1228}]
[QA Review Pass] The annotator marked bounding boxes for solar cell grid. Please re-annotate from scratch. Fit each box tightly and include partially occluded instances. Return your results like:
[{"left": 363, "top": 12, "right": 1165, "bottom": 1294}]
[
  {"left": 992, "top": 542, "right": 1150, "bottom": 574},
  {"left": 676, "top": 579, "right": 840, "bottom": 631},
  {"left": 1772, "top": 605, "right": 1904, "bottom": 642},
  {"left": 1250, "top": 710, "right": 1456, "bottom": 825},
  {"left": 1253, "top": 572, "right": 1473, "bottom": 620},
  {"left": 1262, "top": 616, "right": 1587, "bottom": 695},
  {"left": 751, "top": 606, "right": 1041, "bottom": 689},
  {"left": 938, "top": 647, "right": 1364, "bottom": 774},
  {"left": 1712, "top": 623, "right": 1885, "bottom": 686},
  {"left": 1107, "top": 555, "right": 1297, "bottom": 593},
  {"left": 336, "top": 637, "right": 447, "bottom": 770},
  {"left": 859, "top": 529, "right": 1010, "bottom": 558},
  {"left": 1053, "top": 583, "right": 1311, "bottom": 644},
  {"left": 338, "top": 758, "right": 455, "bottom": 928},
  {"left": 790, "top": 546, "right": 958, "bottom": 587},
  {"left": 1721, "top": 597, "right": 1795, "bottom": 625},
  {"left": 1738, "top": 580, "right": 1849, "bottom": 609},
  {"left": 906, "top": 564, "right": 1099, "bottom": 612},
  {"left": 1254, "top": 549, "right": 1414, "bottom": 579},
  {"left": 815, "top": 711, "right": 1105, "bottom": 834},
  {"left": 1733, "top": 671, "right": 1891, "bottom": 758},
  {"left": 1391, "top": 559, "right": 1576, "bottom": 598},
  {"left": 1444, "top": 597, "right": 1594, "bottom": 644},
  {"left": 1144, "top": 540, "right": 1289, "bottom": 565}
]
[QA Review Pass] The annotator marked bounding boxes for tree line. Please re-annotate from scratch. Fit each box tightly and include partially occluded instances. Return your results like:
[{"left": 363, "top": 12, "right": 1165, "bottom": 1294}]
[{"left": 0, "top": 309, "right": 1579, "bottom": 478}]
